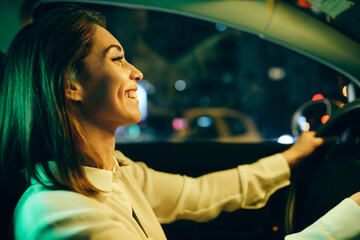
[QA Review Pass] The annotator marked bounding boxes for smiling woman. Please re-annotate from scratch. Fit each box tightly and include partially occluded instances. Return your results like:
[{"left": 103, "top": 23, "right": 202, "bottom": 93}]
[
  {"left": 0, "top": 4, "right": 107, "bottom": 197},
  {"left": 0, "top": 3, "right": 358, "bottom": 240},
  {"left": 72, "top": 26, "right": 143, "bottom": 134}
]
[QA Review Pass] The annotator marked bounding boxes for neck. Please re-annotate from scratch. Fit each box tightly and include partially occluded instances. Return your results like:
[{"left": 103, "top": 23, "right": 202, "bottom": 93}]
[
  {"left": 86, "top": 126, "right": 116, "bottom": 171},
  {"left": 76, "top": 115, "right": 117, "bottom": 171}
]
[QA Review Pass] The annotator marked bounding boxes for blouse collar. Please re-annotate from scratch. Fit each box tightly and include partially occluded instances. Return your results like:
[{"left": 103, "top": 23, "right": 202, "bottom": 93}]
[
  {"left": 82, "top": 157, "right": 121, "bottom": 192},
  {"left": 34, "top": 151, "right": 127, "bottom": 192}
]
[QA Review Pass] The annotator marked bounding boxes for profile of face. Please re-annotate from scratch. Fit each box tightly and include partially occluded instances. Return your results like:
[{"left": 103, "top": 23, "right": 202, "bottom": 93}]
[{"left": 68, "top": 25, "right": 143, "bottom": 132}]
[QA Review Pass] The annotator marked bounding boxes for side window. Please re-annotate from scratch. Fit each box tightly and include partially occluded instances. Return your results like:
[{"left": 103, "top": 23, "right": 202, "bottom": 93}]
[
  {"left": 188, "top": 116, "right": 219, "bottom": 140},
  {"left": 224, "top": 117, "right": 246, "bottom": 136},
  {"left": 94, "top": 5, "right": 348, "bottom": 144}
]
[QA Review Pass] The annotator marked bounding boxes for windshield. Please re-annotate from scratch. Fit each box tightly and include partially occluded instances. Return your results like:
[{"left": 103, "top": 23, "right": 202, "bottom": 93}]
[
  {"left": 87, "top": 5, "right": 351, "bottom": 144},
  {"left": 33, "top": 3, "right": 353, "bottom": 144}
]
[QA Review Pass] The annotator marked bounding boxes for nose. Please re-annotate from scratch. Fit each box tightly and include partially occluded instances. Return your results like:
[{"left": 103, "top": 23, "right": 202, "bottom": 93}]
[{"left": 129, "top": 63, "right": 143, "bottom": 82}]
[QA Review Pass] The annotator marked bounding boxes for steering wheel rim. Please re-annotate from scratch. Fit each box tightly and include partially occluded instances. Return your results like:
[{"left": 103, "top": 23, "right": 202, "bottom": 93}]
[
  {"left": 316, "top": 97, "right": 360, "bottom": 138},
  {"left": 285, "top": 97, "right": 360, "bottom": 235}
]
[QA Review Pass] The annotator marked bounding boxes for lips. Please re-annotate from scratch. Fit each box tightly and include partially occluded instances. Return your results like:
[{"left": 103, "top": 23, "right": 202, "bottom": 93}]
[
  {"left": 124, "top": 87, "right": 138, "bottom": 100},
  {"left": 125, "top": 90, "right": 137, "bottom": 98}
]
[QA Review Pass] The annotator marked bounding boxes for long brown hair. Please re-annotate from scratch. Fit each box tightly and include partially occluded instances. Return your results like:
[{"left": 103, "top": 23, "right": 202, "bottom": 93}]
[{"left": 0, "top": 4, "right": 106, "bottom": 196}]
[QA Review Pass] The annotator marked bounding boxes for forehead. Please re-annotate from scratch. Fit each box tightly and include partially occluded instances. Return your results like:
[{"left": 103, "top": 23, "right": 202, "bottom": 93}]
[{"left": 91, "top": 25, "right": 122, "bottom": 55}]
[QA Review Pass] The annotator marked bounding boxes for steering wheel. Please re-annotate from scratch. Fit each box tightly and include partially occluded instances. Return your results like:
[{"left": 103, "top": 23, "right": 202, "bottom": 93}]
[
  {"left": 285, "top": 97, "right": 360, "bottom": 235},
  {"left": 316, "top": 97, "right": 360, "bottom": 139}
]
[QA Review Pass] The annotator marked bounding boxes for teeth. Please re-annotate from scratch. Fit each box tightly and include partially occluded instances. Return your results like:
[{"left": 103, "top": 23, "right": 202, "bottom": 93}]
[{"left": 125, "top": 91, "right": 137, "bottom": 99}]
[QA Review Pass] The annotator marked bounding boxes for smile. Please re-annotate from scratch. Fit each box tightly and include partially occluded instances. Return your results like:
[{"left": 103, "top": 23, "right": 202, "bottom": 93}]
[{"left": 125, "top": 90, "right": 138, "bottom": 101}]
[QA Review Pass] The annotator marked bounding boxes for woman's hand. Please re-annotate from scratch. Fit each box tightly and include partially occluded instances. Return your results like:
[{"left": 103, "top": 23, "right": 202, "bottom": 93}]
[
  {"left": 282, "top": 131, "right": 324, "bottom": 168},
  {"left": 350, "top": 192, "right": 360, "bottom": 206}
]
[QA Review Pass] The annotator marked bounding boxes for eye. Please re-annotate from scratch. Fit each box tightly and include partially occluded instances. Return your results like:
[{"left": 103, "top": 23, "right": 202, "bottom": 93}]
[{"left": 112, "top": 56, "right": 124, "bottom": 63}]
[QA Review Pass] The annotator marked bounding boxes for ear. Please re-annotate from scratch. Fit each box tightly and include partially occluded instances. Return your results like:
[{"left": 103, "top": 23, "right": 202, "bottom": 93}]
[{"left": 65, "top": 81, "right": 84, "bottom": 102}]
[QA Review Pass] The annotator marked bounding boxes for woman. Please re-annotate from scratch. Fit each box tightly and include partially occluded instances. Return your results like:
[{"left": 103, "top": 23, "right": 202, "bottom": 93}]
[{"left": 0, "top": 4, "right": 358, "bottom": 240}]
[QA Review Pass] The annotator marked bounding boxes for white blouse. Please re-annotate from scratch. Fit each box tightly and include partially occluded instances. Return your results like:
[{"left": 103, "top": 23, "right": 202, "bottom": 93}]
[
  {"left": 286, "top": 198, "right": 360, "bottom": 240},
  {"left": 14, "top": 151, "right": 291, "bottom": 239}
]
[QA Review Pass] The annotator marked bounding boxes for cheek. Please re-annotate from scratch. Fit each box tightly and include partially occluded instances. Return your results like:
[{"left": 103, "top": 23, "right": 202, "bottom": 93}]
[
  {"left": 81, "top": 79, "right": 119, "bottom": 118},
  {"left": 79, "top": 65, "right": 131, "bottom": 120},
  {"left": 86, "top": 82, "right": 110, "bottom": 108}
]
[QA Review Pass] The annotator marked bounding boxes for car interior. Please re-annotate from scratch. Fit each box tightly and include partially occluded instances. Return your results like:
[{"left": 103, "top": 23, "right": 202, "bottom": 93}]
[{"left": 1, "top": 0, "right": 360, "bottom": 239}]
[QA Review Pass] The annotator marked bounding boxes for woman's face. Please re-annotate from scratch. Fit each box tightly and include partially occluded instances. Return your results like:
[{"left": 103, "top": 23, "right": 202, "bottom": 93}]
[{"left": 75, "top": 25, "right": 143, "bottom": 131}]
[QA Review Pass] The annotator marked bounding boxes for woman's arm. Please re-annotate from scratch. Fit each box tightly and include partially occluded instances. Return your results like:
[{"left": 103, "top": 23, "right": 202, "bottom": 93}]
[
  {"left": 118, "top": 131, "right": 323, "bottom": 224},
  {"left": 124, "top": 153, "right": 291, "bottom": 223},
  {"left": 285, "top": 193, "right": 360, "bottom": 240}
]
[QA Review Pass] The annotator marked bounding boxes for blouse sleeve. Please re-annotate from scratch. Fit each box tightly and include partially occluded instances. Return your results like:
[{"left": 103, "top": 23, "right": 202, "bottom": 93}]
[
  {"left": 117, "top": 151, "right": 290, "bottom": 224},
  {"left": 285, "top": 198, "right": 360, "bottom": 240}
]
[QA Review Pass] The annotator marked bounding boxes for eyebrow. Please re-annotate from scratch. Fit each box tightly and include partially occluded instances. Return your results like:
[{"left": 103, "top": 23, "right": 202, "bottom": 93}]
[{"left": 103, "top": 44, "right": 123, "bottom": 57}]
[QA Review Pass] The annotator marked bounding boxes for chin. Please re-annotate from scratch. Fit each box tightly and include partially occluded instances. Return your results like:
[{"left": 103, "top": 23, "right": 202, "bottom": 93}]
[
  {"left": 124, "top": 113, "right": 142, "bottom": 126},
  {"left": 134, "top": 115, "right": 142, "bottom": 124}
]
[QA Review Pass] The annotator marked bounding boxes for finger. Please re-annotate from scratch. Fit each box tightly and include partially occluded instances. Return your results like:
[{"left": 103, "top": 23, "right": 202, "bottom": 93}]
[
  {"left": 306, "top": 131, "right": 317, "bottom": 137},
  {"left": 314, "top": 136, "right": 325, "bottom": 145}
]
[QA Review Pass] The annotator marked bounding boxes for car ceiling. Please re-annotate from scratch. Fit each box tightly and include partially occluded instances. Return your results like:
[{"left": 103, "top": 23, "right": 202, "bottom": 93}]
[
  {"left": 286, "top": 0, "right": 360, "bottom": 43},
  {"left": 22, "top": 0, "right": 360, "bottom": 85}
]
